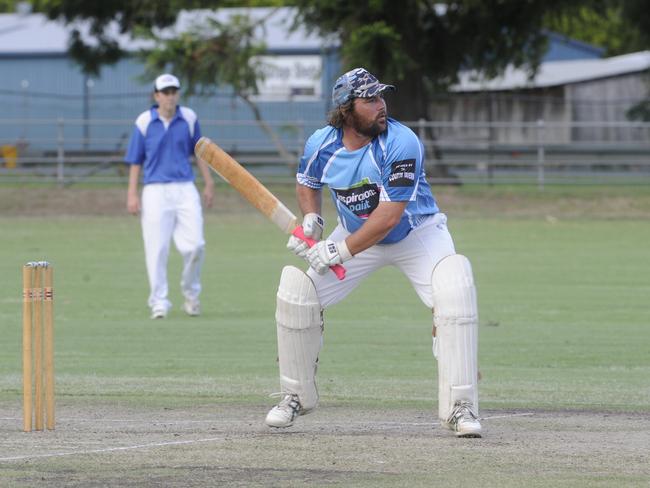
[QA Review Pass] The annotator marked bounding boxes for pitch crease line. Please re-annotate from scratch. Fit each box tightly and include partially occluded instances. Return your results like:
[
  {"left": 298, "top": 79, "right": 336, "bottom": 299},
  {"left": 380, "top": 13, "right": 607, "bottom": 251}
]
[
  {"left": 481, "top": 412, "right": 534, "bottom": 420},
  {"left": 0, "top": 436, "right": 226, "bottom": 462}
]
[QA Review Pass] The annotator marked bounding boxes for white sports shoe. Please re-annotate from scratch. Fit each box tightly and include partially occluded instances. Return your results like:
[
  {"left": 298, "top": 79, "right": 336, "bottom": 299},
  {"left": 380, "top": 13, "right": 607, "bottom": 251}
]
[
  {"left": 265, "top": 394, "right": 302, "bottom": 428},
  {"left": 150, "top": 308, "right": 167, "bottom": 319},
  {"left": 183, "top": 299, "right": 200, "bottom": 316},
  {"left": 443, "top": 401, "right": 482, "bottom": 438}
]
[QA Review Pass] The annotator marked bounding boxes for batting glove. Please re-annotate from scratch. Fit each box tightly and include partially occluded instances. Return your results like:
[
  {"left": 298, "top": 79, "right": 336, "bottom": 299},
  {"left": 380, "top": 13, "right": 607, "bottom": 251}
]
[
  {"left": 286, "top": 213, "right": 325, "bottom": 258},
  {"left": 306, "top": 239, "right": 353, "bottom": 275}
]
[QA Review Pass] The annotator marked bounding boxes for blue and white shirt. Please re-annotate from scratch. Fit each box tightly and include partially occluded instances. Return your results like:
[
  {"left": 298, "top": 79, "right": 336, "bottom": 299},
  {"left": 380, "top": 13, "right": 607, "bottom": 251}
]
[
  {"left": 297, "top": 118, "right": 439, "bottom": 244},
  {"left": 125, "top": 105, "right": 201, "bottom": 184}
]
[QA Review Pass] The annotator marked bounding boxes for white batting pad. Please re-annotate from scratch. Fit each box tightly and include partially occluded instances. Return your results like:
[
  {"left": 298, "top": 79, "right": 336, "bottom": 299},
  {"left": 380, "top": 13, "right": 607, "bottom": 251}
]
[
  {"left": 432, "top": 254, "right": 479, "bottom": 420},
  {"left": 275, "top": 266, "right": 323, "bottom": 411}
]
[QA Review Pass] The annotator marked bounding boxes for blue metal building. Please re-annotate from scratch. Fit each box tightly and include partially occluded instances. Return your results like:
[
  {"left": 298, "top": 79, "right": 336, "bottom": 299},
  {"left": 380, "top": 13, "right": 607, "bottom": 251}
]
[{"left": 0, "top": 8, "right": 340, "bottom": 155}]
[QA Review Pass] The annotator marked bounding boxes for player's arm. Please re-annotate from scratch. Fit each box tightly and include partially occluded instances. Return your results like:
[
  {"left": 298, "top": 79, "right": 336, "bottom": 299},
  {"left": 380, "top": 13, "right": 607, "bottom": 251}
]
[
  {"left": 305, "top": 200, "right": 406, "bottom": 274},
  {"left": 192, "top": 120, "right": 214, "bottom": 208},
  {"left": 125, "top": 122, "right": 146, "bottom": 215},
  {"left": 126, "top": 164, "right": 141, "bottom": 215},
  {"left": 287, "top": 182, "right": 326, "bottom": 259},
  {"left": 344, "top": 200, "right": 407, "bottom": 255},
  {"left": 196, "top": 156, "right": 215, "bottom": 208},
  {"left": 296, "top": 182, "right": 322, "bottom": 216},
  {"left": 289, "top": 130, "right": 328, "bottom": 255},
  {"left": 344, "top": 128, "right": 421, "bottom": 254}
]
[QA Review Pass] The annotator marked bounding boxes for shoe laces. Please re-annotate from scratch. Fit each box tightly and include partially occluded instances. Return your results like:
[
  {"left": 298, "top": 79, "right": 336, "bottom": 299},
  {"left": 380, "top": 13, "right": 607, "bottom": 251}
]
[
  {"left": 447, "top": 401, "right": 478, "bottom": 424},
  {"left": 269, "top": 392, "right": 302, "bottom": 413}
]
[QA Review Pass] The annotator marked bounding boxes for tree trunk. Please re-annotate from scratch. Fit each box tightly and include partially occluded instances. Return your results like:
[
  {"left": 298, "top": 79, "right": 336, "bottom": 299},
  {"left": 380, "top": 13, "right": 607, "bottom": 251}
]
[{"left": 238, "top": 93, "right": 297, "bottom": 173}]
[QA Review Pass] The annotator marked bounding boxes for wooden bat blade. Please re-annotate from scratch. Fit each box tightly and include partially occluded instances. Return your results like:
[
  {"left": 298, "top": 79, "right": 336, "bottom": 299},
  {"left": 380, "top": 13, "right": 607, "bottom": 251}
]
[{"left": 195, "top": 137, "right": 297, "bottom": 234}]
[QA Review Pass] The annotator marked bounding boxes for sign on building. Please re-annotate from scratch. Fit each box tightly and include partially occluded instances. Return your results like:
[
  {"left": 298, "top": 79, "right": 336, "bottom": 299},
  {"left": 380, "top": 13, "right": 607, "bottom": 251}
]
[{"left": 254, "top": 55, "right": 322, "bottom": 101}]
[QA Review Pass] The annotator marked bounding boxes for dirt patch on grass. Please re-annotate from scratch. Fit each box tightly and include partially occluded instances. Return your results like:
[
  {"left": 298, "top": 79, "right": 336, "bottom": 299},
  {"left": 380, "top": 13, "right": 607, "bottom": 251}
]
[{"left": 1, "top": 403, "right": 648, "bottom": 487}]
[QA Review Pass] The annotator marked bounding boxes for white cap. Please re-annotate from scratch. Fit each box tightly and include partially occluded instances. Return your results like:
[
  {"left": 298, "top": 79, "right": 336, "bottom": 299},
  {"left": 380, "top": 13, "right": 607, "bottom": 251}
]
[{"left": 154, "top": 73, "right": 180, "bottom": 91}]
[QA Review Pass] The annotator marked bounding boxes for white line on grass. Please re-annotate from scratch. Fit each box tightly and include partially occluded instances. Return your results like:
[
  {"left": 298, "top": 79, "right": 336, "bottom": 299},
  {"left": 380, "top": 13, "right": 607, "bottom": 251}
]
[
  {"left": 481, "top": 412, "right": 535, "bottom": 420},
  {"left": 0, "top": 436, "right": 226, "bottom": 462},
  {"left": 0, "top": 412, "right": 535, "bottom": 462}
]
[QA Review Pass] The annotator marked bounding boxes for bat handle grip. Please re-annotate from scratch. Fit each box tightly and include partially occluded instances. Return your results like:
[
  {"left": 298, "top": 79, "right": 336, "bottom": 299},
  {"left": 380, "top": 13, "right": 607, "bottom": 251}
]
[{"left": 292, "top": 226, "right": 346, "bottom": 280}]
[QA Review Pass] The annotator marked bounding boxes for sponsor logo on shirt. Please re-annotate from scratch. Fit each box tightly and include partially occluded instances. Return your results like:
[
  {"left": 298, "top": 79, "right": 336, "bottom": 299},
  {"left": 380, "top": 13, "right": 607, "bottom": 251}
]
[
  {"left": 388, "top": 159, "right": 416, "bottom": 187},
  {"left": 332, "top": 179, "right": 379, "bottom": 218}
]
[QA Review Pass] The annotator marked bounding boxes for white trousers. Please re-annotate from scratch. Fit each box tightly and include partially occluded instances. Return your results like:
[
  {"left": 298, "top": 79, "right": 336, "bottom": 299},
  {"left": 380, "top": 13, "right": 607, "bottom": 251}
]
[
  {"left": 141, "top": 182, "right": 205, "bottom": 312},
  {"left": 308, "top": 213, "right": 455, "bottom": 308}
]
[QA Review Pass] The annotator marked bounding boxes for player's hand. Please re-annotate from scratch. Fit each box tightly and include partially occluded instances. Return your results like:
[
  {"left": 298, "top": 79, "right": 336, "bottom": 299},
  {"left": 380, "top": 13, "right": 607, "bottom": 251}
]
[
  {"left": 127, "top": 193, "right": 140, "bottom": 215},
  {"left": 302, "top": 213, "right": 324, "bottom": 240},
  {"left": 203, "top": 183, "right": 215, "bottom": 209},
  {"left": 286, "top": 213, "right": 325, "bottom": 258},
  {"left": 305, "top": 239, "right": 352, "bottom": 275}
]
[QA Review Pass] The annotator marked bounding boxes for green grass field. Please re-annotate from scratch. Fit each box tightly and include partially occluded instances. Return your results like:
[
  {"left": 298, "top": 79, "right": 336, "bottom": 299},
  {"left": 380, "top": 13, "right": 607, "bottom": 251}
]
[{"left": 0, "top": 185, "right": 648, "bottom": 486}]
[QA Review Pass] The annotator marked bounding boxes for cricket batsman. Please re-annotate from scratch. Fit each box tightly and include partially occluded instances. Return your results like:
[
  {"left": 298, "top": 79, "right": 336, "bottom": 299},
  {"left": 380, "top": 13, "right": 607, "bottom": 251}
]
[{"left": 265, "top": 68, "right": 482, "bottom": 437}]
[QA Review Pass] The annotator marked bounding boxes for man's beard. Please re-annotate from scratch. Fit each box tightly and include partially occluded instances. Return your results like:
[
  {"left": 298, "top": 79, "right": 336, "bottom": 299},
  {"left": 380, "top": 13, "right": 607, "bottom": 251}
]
[{"left": 350, "top": 111, "right": 386, "bottom": 138}]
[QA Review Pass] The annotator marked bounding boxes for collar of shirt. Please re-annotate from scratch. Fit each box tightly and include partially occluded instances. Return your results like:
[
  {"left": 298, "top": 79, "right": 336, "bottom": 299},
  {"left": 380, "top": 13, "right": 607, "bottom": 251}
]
[{"left": 150, "top": 104, "right": 182, "bottom": 123}]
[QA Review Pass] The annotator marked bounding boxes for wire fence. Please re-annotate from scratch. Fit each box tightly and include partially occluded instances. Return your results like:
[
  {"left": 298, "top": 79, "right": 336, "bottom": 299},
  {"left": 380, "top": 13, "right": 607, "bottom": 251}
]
[{"left": 1, "top": 118, "right": 650, "bottom": 187}]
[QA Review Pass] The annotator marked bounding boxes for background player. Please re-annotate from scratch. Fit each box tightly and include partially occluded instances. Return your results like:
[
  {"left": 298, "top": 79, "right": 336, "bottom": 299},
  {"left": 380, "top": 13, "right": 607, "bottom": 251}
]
[
  {"left": 265, "top": 67, "right": 482, "bottom": 437},
  {"left": 125, "top": 73, "right": 214, "bottom": 319}
]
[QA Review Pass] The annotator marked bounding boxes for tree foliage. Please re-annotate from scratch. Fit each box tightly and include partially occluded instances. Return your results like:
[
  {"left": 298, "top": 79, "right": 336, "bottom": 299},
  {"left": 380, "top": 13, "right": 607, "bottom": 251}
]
[
  {"left": 544, "top": 0, "right": 650, "bottom": 56},
  {"left": 26, "top": 0, "right": 220, "bottom": 75},
  {"left": 142, "top": 10, "right": 297, "bottom": 163},
  {"left": 15, "top": 0, "right": 650, "bottom": 122},
  {"left": 290, "top": 0, "right": 593, "bottom": 120}
]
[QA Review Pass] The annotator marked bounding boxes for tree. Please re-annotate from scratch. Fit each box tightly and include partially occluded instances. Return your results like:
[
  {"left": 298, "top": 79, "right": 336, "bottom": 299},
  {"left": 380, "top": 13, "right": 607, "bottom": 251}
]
[
  {"left": 28, "top": 0, "right": 220, "bottom": 75},
  {"left": 544, "top": 0, "right": 648, "bottom": 56},
  {"left": 142, "top": 10, "right": 297, "bottom": 163},
  {"left": 291, "top": 0, "right": 598, "bottom": 122}
]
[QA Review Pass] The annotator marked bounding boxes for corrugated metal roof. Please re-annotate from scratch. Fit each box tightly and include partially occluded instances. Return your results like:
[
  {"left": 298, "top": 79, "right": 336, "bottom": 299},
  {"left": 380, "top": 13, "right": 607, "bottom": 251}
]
[
  {"left": 0, "top": 7, "right": 333, "bottom": 56},
  {"left": 453, "top": 51, "right": 650, "bottom": 92},
  {"left": 0, "top": 13, "right": 72, "bottom": 53}
]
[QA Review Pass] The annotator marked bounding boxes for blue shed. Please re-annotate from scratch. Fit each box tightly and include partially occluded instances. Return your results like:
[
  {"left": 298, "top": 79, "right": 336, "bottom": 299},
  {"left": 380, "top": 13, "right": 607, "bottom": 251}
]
[{"left": 0, "top": 7, "right": 340, "bottom": 157}]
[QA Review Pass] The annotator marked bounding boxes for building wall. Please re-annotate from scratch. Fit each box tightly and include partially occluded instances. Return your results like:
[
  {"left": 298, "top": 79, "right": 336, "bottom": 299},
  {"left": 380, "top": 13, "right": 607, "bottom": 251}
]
[
  {"left": 430, "top": 72, "right": 650, "bottom": 144},
  {"left": 429, "top": 86, "right": 571, "bottom": 145},
  {"left": 569, "top": 72, "right": 650, "bottom": 141},
  {"left": 0, "top": 52, "right": 339, "bottom": 155}
]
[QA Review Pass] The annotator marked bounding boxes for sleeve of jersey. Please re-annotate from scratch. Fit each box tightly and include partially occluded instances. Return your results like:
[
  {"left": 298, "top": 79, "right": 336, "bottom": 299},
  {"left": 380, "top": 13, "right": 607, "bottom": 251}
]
[
  {"left": 380, "top": 130, "right": 422, "bottom": 202},
  {"left": 296, "top": 133, "right": 324, "bottom": 190},
  {"left": 124, "top": 125, "right": 145, "bottom": 165}
]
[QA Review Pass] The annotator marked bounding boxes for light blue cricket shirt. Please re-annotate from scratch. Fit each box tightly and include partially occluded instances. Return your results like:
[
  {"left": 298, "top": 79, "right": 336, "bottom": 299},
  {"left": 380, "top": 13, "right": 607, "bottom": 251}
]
[{"left": 297, "top": 118, "right": 439, "bottom": 244}]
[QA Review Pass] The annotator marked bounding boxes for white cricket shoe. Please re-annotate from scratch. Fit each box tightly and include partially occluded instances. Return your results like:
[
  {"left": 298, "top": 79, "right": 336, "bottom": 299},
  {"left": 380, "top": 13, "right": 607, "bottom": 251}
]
[
  {"left": 183, "top": 299, "right": 201, "bottom": 316},
  {"left": 150, "top": 307, "right": 167, "bottom": 319},
  {"left": 443, "top": 401, "right": 482, "bottom": 438},
  {"left": 265, "top": 394, "right": 302, "bottom": 428}
]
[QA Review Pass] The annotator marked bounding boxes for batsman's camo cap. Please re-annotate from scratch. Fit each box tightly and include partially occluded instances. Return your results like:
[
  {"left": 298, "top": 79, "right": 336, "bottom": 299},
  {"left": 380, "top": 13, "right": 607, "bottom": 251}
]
[
  {"left": 154, "top": 73, "right": 180, "bottom": 91},
  {"left": 332, "top": 67, "right": 395, "bottom": 107}
]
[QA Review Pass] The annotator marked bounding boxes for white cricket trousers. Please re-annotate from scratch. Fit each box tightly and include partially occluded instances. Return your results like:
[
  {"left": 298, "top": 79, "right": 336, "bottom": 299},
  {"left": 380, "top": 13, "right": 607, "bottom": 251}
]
[
  {"left": 308, "top": 213, "right": 455, "bottom": 309},
  {"left": 141, "top": 182, "right": 205, "bottom": 312}
]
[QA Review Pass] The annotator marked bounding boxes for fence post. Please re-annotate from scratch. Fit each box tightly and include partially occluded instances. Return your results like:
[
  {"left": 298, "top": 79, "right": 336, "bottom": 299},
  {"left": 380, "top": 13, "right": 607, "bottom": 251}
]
[
  {"left": 536, "top": 119, "right": 545, "bottom": 190},
  {"left": 57, "top": 118, "right": 65, "bottom": 186},
  {"left": 417, "top": 118, "right": 426, "bottom": 142}
]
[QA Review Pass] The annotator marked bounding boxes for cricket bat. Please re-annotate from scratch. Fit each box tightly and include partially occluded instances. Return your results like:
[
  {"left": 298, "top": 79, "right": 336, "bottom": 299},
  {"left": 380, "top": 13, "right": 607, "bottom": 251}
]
[{"left": 195, "top": 137, "right": 346, "bottom": 280}]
